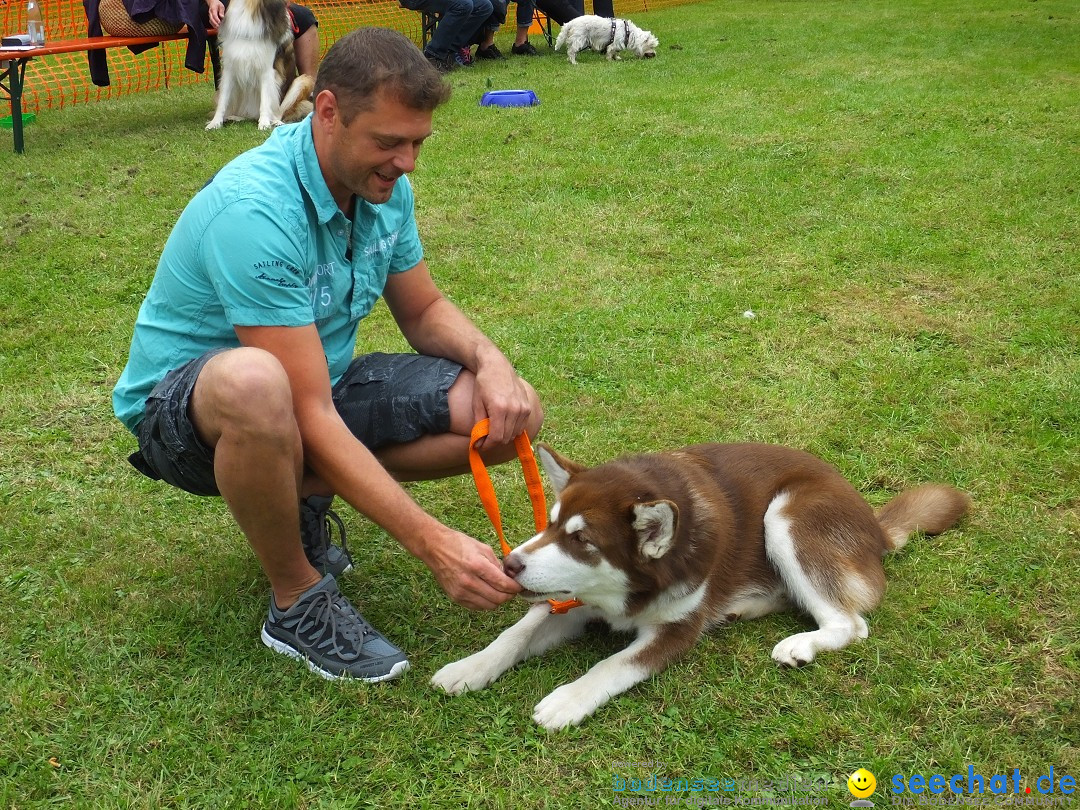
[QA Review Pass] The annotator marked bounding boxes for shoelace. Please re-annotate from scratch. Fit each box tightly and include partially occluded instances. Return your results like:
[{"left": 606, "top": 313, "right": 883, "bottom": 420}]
[
  {"left": 294, "top": 587, "right": 372, "bottom": 662},
  {"left": 301, "top": 503, "right": 350, "bottom": 567},
  {"left": 323, "top": 508, "right": 350, "bottom": 563}
]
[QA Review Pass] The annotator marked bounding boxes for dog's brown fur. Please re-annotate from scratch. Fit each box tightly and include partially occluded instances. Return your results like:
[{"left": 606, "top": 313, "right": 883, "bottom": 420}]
[{"left": 433, "top": 441, "right": 971, "bottom": 729}]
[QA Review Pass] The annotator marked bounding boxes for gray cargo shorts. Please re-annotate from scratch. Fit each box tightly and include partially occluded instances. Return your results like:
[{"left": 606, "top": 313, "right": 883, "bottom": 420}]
[{"left": 128, "top": 350, "right": 463, "bottom": 496}]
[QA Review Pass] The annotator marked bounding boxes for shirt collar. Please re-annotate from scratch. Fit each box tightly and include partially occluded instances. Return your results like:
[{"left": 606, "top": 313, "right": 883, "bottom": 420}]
[{"left": 294, "top": 116, "right": 383, "bottom": 225}]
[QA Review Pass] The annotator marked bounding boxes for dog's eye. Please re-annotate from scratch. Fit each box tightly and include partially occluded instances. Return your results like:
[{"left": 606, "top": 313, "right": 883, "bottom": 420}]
[{"left": 569, "top": 531, "right": 591, "bottom": 546}]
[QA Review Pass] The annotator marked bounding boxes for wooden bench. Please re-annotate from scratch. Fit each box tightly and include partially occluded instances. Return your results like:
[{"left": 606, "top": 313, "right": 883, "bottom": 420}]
[
  {"left": 1, "top": 29, "right": 218, "bottom": 154},
  {"left": 420, "top": 7, "right": 553, "bottom": 53}
]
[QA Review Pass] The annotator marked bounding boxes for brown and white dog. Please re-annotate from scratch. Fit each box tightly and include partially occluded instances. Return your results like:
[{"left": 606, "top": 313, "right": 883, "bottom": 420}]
[
  {"left": 432, "top": 442, "right": 970, "bottom": 730},
  {"left": 206, "top": 0, "right": 313, "bottom": 131}
]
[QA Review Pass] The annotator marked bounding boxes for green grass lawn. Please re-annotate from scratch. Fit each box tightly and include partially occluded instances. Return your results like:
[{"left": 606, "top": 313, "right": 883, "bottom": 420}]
[{"left": 1, "top": 0, "right": 1077, "bottom": 806}]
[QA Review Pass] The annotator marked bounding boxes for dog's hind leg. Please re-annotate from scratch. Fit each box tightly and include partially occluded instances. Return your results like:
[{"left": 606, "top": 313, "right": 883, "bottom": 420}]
[
  {"left": 764, "top": 490, "right": 881, "bottom": 667},
  {"left": 431, "top": 603, "right": 598, "bottom": 695}
]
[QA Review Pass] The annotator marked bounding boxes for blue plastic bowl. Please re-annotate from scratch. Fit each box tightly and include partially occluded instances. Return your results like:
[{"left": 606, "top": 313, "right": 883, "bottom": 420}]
[{"left": 480, "top": 90, "right": 540, "bottom": 107}]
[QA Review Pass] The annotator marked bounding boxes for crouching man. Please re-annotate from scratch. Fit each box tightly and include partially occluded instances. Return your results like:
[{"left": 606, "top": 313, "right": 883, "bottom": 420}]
[{"left": 112, "top": 28, "right": 541, "bottom": 682}]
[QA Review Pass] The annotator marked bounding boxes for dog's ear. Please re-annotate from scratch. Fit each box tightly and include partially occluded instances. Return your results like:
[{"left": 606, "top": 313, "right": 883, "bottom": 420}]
[
  {"left": 632, "top": 500, "right": 679, "bottom": 559},
  {"left": 537, "top": 443, "right": 586, "bottom": 495}
]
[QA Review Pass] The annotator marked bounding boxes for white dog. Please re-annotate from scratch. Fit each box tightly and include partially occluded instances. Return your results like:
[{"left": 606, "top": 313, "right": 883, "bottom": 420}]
[
  {"left": 554, "top": 14, "right": 659, "bottom": 64},
  {"left": 206, "top": 0, "right": 313, "bottom": 131}
]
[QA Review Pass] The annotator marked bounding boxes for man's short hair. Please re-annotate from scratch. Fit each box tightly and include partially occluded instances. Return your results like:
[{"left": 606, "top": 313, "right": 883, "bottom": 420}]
[{"left": 315, "top": 27, "right": 451, "bottom": 123}]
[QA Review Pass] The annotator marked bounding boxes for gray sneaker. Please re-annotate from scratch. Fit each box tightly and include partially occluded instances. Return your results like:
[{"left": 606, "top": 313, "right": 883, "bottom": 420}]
[
  {"left": 300, "top": 495, "right": 353, "bottom": 577},
  {"left": 261, "top": 575, "right": 410, "bottom": 682}
]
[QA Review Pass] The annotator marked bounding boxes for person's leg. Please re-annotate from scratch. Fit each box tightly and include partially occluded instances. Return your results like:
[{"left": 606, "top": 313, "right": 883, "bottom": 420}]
[
  {"left": 422, "top": 0, "right": 479, "bottom": 57},
  {"left": 293, "top": 26, "right": 319, "bottom": 76},
  {"left": 533, "top": 0, "right": 580, "bottom": 25},
  {"left": 128, "top": 347, "right": 409, "bottom": 681},
  {"left": 287, "top": 3, "right": 320, "bottom": 75},
  {"left": 474, "top": 0, "right": 506, "bottom": 54},
  {"left": 514, "top": 0, "right": 532, "bottom": 46},
  {"left": 328, "top": 353, "right": 544, "bottom": 484},
  {"left": 375, "top": 370, "right": 544, "bottom": 481},
  {"left": 591, "top": 0, "right": 613, "bottom": 16},
  {"left": 187, "top": 348, "right": 322, "bottom": 609}
]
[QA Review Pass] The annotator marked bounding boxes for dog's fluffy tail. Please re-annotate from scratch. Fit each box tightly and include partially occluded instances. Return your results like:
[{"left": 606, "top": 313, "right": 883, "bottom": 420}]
[
  {"left": 279, "top": 74, "right": 315, "bottom": 123},
  {"left": 876, "top": 484, "right": 971, "bottom": 552},
  {"left": 554, "top": 26, "right": 568, "bottom": 51}
]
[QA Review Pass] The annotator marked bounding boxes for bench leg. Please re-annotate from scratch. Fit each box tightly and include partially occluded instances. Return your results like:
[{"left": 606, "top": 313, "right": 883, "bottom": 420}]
[
  {"left": 420, "top": 10, "right": 440, "bottom": 50},
  {"left": 1, "top": 57, "right": 29, "bottom": 154}
]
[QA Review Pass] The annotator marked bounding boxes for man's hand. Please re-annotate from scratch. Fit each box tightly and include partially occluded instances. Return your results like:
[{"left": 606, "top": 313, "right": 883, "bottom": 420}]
[
  {"left": 471, "top": 348, "right": 533, "bottom": 447},
  {"left": 207, "top": 0, "right": 225, "bottom": 28},
  {"left": 422, "top": 528, "right": 522, "bottom": 610}
]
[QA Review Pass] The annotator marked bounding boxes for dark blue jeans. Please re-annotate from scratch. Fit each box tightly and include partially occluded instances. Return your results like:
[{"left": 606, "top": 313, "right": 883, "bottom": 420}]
[{"left": 402, "top": 0, "right": 494, "bottom": 56}]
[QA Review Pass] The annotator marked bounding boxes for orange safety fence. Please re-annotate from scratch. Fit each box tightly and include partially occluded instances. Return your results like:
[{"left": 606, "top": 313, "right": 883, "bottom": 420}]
[{"left": 2, "top": 0, "right": 692, "bottom": 117}]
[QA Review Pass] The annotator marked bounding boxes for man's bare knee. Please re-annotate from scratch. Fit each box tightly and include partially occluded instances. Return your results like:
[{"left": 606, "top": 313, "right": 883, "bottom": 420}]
[{"left": 195, "top": 348, "right": 295, "bottom": 440}]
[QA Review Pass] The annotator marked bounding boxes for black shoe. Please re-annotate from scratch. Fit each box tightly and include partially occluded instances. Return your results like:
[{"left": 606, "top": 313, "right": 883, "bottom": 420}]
[
  {"left": 425, "top": 51, "right": 454, "bottom": 74},
  {"left": 511, "top": 41, "right": 539, "bottom": 56},
  {"left": 299, "top": 495, "right": 353, "bottom": 578},
  {"left": 475, "top": 44, "right": 505, "bottom": 60}
]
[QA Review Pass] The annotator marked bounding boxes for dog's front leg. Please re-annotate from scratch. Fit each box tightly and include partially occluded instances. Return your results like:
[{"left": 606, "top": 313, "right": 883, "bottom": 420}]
[
  {"left": 206, "top": 81, "right": 233, "bottom": 130},
  {"left": 431, "top": 603, "right": 597, "bottom": 695},
  {"left": 533, "top": 618, "right": 700, "bottom": 730},
  {"left": 258, "top": 73, "right": 282, "bottom": 130}
]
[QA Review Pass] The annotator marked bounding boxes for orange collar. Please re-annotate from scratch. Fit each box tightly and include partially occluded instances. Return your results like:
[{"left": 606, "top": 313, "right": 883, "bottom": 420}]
[{"left": 469, "top": 419, "right": 583, "bottom": 614}]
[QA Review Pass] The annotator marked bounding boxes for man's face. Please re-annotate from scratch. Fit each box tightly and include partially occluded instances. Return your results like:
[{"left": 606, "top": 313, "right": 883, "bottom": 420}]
[{"left": 320, "top": 88, "right": 434, "bottom": 207}]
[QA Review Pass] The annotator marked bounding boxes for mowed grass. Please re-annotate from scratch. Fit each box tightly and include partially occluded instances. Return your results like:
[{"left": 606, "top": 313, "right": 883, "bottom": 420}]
[{"left": 0, "top": 0, "right": 1077, "bottom": 806}]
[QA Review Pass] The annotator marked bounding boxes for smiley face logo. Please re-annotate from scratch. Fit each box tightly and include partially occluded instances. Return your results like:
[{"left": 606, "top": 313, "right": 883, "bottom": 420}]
[{"left": 847, "top": 768, "right": 877, "bottom": 799}]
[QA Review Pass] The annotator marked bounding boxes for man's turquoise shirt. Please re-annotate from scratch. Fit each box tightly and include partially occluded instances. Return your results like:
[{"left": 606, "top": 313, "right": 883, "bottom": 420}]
[{"left": 112, "top": 117, "right": 424, "bottom": 433}]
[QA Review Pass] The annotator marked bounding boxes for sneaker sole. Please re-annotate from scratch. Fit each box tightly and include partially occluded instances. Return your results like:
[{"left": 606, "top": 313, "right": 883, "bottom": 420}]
[{"left": 261, "top": 626, "right": 410, "bottom": 683}]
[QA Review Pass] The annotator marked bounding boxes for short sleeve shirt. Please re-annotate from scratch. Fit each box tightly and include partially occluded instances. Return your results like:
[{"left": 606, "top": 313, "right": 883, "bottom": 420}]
[{"left": 112, "top": 117, "right": 424, "bottom": 433}]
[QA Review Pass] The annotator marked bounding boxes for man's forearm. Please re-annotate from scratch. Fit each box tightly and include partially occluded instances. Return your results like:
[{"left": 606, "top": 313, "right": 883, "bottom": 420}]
[
  {"left": 297, "top": 404, "right": 446, "bottom": 561},
  {"left": 397, "top": 295, "right": 508, "bottom": 375}
]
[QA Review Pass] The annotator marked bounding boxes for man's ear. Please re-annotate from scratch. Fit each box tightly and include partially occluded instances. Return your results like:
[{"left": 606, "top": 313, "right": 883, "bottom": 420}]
[
  {"left": 537, "top": 443, "right": 586, "bottom": 495},
  {"left": 632, "top": 500, "right": 679, "bottom": 559},
  {"left": 313, "top": 88, "right": 338, "bottom": 129}
]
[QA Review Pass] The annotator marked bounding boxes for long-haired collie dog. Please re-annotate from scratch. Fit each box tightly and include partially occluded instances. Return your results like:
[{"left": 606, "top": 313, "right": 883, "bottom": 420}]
[
  {"left": 432, "top": 441, "right": 970, "bottom": 729},
  {"left": 206, "top": 0, "right": 314, "bottom": 131}
]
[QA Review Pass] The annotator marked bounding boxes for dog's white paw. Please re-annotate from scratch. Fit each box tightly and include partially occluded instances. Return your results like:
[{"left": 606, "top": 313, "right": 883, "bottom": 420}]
[
  {"left": 533, "top": 681, "right": 600, "bottom": 730},
  {"left": 205, "top": 118, "right": 224, "bottom": 131},
  {"left": 771, "top": 632, "right": 821, "bottom": 668},
  {"left": 430, "top": 654, "right": 501, "bottom": 695},
  {"left": 257, "top": 118, "right": 274, "bottom": 131}
]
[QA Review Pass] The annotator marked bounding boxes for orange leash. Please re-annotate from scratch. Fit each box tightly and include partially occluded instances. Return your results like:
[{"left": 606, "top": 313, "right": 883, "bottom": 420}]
[{"left": 468, "top": 419, "right": 583, "bottom": 614}]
